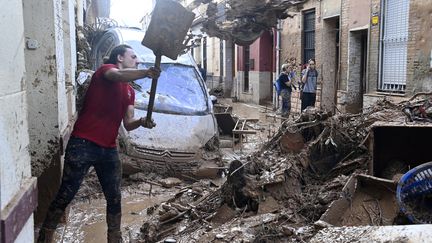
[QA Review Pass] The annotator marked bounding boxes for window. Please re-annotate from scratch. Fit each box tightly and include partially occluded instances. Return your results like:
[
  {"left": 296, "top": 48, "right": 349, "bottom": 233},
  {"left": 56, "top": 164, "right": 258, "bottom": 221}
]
[
  {"left": 303, "top": 10, "right": 316, "bottom": 64},
  {"left": 243, "top": 45, "right": 250, "bottom": 92},
  {"left": 380, "top": 0, "right": 410, "bottom": 92}
]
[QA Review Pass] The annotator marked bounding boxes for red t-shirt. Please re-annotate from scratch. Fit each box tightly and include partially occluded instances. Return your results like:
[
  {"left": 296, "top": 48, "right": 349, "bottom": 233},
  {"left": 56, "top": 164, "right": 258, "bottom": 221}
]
[{"left": 72, "top": 64, "right": 135, "bottom": 148}]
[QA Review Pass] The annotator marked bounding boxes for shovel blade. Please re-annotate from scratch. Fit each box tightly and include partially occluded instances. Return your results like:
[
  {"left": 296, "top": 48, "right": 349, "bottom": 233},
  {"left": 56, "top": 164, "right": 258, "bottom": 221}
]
[{"left": 142, "top": 0, "right": 195, "bottom": 60}]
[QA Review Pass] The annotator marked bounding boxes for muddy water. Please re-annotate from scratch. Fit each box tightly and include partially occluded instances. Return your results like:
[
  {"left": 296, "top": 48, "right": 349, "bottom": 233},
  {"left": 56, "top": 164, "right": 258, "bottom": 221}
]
[{"left": 55, "top": 183, "right": 178, "bottom": 243}]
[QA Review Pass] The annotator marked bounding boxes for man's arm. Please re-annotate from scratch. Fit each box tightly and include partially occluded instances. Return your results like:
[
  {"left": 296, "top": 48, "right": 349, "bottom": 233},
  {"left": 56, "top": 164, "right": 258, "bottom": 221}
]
[
  {"left": 301, "top": 69, "right": 308, "bottom": 83},
  {"left": 105, "top": 67, "right": 160, "bottom": 83},
  {"left": 123, "top": 105, "right": 156, "bottom": 131}
]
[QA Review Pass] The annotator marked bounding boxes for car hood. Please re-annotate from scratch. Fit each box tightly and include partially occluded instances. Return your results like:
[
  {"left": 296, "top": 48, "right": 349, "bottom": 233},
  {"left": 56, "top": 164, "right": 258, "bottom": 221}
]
[{"left": 122, "top": 109, "right": 216, "bottom": 151}]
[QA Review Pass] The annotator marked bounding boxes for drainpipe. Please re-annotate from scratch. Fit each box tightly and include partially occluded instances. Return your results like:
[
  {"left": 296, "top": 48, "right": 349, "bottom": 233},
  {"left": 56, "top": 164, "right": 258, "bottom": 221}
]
[{"left": 274, "top": 19, "right": 282, "bottom": 110}]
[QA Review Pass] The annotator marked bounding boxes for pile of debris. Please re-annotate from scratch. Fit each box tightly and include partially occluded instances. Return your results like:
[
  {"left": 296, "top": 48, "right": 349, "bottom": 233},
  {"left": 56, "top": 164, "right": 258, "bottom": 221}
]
[
  {"left": 129, "top": 95, "right": 432, "bottom": 242},
  {"left": 201, "top": 0, "right": 305, "bottom": 45}
]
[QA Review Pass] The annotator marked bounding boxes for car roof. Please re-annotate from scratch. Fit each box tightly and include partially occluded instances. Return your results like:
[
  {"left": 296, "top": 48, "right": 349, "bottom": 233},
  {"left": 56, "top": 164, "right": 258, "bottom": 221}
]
[{"left": 108, "top": 27, "right": 194, "bottom": 66}]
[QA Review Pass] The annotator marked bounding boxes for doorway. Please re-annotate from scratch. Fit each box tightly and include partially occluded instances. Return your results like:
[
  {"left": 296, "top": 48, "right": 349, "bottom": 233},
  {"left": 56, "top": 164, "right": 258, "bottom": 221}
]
[
  {"left": 347, "top": 29, "right": 368, "bottom": 113},
  {"left": 321, "top": 16, "right": 340, "bottom": 112}
]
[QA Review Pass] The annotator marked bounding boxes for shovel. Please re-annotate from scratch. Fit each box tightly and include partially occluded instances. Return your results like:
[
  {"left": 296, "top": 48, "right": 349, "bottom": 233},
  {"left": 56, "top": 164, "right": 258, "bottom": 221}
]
[{"left": 141, "top": 0, "right": 195, "bottom": 124}]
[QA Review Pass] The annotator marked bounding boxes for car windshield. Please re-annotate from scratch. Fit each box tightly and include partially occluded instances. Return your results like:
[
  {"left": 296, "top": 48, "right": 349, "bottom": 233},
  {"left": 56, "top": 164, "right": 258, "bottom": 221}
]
[{"left": 134, "top": 62, "right": 209, "bottom": 115}]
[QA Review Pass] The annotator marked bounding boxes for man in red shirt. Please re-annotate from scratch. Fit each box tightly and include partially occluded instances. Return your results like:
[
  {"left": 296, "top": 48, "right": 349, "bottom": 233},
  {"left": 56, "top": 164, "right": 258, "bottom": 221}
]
[{"left": 37, "top": 44, "right": 160, "bottom": 243}]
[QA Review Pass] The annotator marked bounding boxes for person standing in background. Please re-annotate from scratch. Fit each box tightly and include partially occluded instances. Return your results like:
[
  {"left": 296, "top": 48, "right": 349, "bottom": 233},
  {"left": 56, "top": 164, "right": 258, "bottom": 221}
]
[
  {"left": 278, "top": 63, "right": 294, "bottom": 117},
  {"left": 301, "top": 59, "right": 318, "bottom": 111}
]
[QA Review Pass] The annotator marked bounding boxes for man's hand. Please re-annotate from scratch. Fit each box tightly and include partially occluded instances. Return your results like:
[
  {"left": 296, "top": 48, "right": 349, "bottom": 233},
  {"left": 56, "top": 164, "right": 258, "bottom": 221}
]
[
  {"left": 146, "top": 67, "right": 161, "bottom": 79},
  {"left": 140, "top": 117, "right": 156, "bottom": 129}
]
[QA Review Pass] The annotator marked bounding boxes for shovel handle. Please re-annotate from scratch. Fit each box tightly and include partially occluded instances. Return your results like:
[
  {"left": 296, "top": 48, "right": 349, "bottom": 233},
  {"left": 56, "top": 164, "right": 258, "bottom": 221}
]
[{"left": 146, "top": 53, "right": 162, "bottom": 123}]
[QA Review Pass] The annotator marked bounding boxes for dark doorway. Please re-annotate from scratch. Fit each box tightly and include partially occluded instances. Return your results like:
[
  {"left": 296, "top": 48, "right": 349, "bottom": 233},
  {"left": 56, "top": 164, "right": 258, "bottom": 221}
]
[
  {"left": 321, "top": 16, "right": 340, "bottom": 112},
  {"left": 347, "top": 29, "right": 368, "bottom": 113},
  {"left": 243, "top": 45, "right": 250, "bottom": 92}
]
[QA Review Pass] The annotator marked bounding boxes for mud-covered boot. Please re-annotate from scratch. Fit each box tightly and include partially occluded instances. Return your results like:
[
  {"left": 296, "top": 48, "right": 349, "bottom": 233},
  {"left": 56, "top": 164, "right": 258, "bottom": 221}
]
[
  {"left": 107, "top": 212, "right": 122, "bottom": 243},
  {"left": 107, "top": 230, "right": 123, "bottom": 243},
  {"left": 36, "top": 227, "right": 56, "bottom": 243}
]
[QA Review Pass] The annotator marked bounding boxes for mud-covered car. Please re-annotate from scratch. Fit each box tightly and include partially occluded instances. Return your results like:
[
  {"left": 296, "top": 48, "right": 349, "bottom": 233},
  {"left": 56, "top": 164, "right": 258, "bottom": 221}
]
[{"left": 91, "top": 27, "right": 219, "bottom": 174}]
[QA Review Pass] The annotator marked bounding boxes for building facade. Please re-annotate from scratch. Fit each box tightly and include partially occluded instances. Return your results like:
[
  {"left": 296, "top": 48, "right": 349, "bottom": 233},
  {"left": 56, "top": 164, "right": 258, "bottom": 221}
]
[
  {"left": 186, "top": 0, "right": 431, "bottom": 110},
  {"left": 0, "top": 1, "right": 35, "bottom": 241},
  {"left": 190, "top": 0, "right": 236, "bottom": 98},
  {"left": 361, "top": 0, "right": 432, "bottom": 109},
  {"left": 277, "top": 0, "right": 432, "bottom": 114},
  {"left": 235, "top": 32, "right": 275, "bottom": 105},
  {"left": 0, "top": 1, "right": 109, "bottom": 242}
]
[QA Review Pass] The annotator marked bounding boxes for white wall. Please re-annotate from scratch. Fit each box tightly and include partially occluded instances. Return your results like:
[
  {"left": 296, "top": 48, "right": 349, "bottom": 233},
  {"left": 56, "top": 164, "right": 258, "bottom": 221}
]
[
  {"left": 223, "top": 40, "right": 234, "bottom": 97},
  {"left": 0, "top": 0, "right": 34, "bottom": 241},
  {"left": 63, "top": 0, "right": 77, "bottom": 123},
  {"left": 208, "top": 37, "right": 221, "bottom": 82},
  {"left": 23, "top": 0, "right": 66, "bottom": 177},
  {"left": 55, "top": 0, "right": 68, "bottom": 134},
  {"left": 235, "top": 71, "right": 272, "bottom": 104}
]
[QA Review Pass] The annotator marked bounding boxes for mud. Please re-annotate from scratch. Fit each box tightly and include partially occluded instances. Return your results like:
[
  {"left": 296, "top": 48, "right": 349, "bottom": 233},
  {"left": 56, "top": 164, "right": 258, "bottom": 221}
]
[
  {"left": 339, "top": 184, "right": 398, "bottom": 226},
  {"left": 43, "top": 96, "right": 432, "bottom": 242},
  {"left": 133, "top": 98, "right": 418, "bottom": 242},
  {"left": 50, "top": 171, "right": 180, "bottom": 243}
]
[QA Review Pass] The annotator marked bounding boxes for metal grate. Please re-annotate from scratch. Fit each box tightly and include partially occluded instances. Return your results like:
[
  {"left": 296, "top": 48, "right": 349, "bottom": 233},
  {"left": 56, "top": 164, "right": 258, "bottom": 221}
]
[
  {"left": 133, "top": 146, "right": 196, "bottom": 162},
  {"left": 380, "top": 0, "right": 410, "bottom": 92},
  {"left": 303, "top": 10, "right": 316, "bottom": 64}
]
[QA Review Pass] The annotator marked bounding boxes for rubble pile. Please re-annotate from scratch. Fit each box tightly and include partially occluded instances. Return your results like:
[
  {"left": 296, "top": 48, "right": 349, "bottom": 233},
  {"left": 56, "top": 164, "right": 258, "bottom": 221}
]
[
  {"left": 202, "top": 0, "right": 304, "bottom": 45},
  {"left": 126, "top": 96, "right": 432, "bottom": 242}
]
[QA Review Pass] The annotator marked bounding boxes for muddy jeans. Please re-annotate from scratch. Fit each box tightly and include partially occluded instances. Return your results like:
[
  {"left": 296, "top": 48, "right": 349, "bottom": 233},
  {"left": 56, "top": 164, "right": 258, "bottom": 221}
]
[
  {"left": 281, "top": 89, "right": 292, "bottom": 117},
  {"left": 40, "top": 136, "right": 122, "bottom": 238}
]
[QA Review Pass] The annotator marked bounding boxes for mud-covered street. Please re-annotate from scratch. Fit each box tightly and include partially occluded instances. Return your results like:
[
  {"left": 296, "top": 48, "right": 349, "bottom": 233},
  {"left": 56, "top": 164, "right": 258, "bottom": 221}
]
[
  {"left": 2, "top": 0, "right": 432, "bottom": 242},
  {"left": 46, "top": 95, "right": 432, "bottom": 242},
  {"left": 51, "top": 99, "right": 281, "bottom": 242}
]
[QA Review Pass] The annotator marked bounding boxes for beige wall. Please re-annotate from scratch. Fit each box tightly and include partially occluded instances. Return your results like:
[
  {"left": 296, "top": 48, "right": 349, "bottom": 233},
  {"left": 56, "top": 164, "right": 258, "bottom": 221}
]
[
  {"left": 236, "top": 71, "right": 273, "bottom": 104},
  {"left": 340, "top": 0, "right": 367, "bottom": 91},
  {"left": 322, "top": 0, "right": 341, "bottom": 19},
  {"left": 406, "top": 0, "right": 432, "bottom": 94},
  {"left": 348, "top": 0, "right": 371, "bottom": 30},
  {"left": 0, "top": 1, "right": 35, "bottom": 241},
  {"left": 207, "top": 37, "right": 222, "bottom": 84}
]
